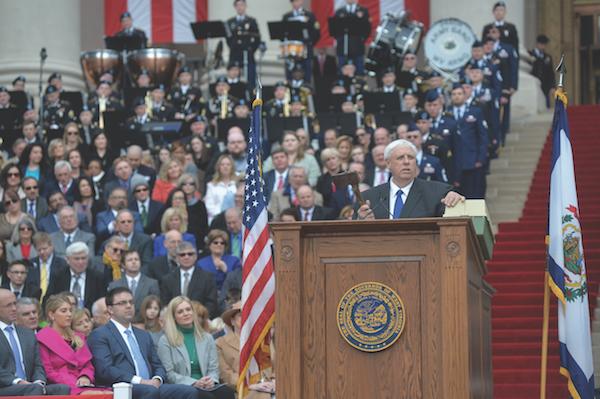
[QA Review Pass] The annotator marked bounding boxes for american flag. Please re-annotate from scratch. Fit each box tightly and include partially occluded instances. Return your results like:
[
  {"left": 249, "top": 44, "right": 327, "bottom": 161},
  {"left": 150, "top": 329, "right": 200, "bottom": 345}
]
[{"left": 238, "top": 98, "right": 275, "bottom": 395}]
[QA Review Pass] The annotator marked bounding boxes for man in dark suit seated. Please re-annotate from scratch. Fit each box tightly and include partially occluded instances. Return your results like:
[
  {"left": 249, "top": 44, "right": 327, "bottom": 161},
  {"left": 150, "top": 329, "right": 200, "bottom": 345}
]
[
  {"left": 160, "top": 242, "right": 218, "bottom": 318},
  {"left": 126, "top": 145, "right": 157, "bottom": 187},
  {"left": 28, "top": 232, "right": 68, "bottom": 301},
  {"left": 87, "top": 287, "right": 198, "bottom": 399},
  {"left": 37, "top": 191, "right": 91, "bottom": 234},
  {"left": 20, "top": 177, "right": 48, "bottom": 222},
  {"left": 356, "top": 140, "right": 465, "bottom": 220},
  {"left": 143, "top": 230, "right": 181, "bottom": 281},
  {"left": 45, "top": 242, "right": 108, "bottom": 311},
  {"left": 129, "top": 179, "right": 164, "bottom": 236},
  {"left": 1, "top": 261, "right": 41, "bottom": 301},
  {"left": 108, "top": 250, "right": 160, "bottom": 317},
  {"left": 296, "top": 185, "right": 336, "bottom": 221},
  {"left": 102, "top": 209, "right": 153, "bottom": 266},
  {"left": 49, "top": 206, "right": 96, "bottom": 259},
  {"left": 0, "top": 288, "right": 70, "bottom": 396},
  {"left": 43, "top": 161, "right": 78, "bottom": 205},
  {"left": 96, "top": 187, "right": 144, "bottom": 244}
]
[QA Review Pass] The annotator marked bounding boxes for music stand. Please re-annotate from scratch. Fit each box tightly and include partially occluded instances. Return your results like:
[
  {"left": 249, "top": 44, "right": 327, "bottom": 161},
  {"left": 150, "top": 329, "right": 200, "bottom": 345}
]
[
  {"left": 316, "top": 112, "right": 337, "bottom": 133},
  {"left": 268, "top": 21, "right": 310, "bottom": 42},
  {"left": 105, "top": 36, "right": 145, "bottom": 52},
  {"left": 337, "top": 113, "right": 360, "bottom": 134},
  {"left": 8, "top": 91, "right": 28, "bottom": 111},
  {"left": 103, "top": 109, "right": 129, "bottom": 150},
  {"left": 363, "top": 92, "right": 401, "bottom": 114},
  {"left": 124, "top": 87, "right": 152, "bottom": 111},
  {"left": 216, "top": 117, "right": 251, "bottom": 142},
  {"left": 141, "top": 121, "right": 183, "bottom": 149},
  {"left": 191, "top": 21, "right": 228, "bottom": 40},
  {"left": 0, "top": 109, "right": 20, "bottom": 151},
  {"left": 328, "top": 16, "right": 371, "bottom": 57},
  {"left": 60, "top": 91, "right": 84, "bottom": 115}
]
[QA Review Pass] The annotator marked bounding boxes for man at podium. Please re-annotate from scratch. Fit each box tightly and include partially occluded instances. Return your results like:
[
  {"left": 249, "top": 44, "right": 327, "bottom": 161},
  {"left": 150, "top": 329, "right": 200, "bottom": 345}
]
[
  {"left": 116, "top": 11, "right": 148, "bottom": 48},
  {"left": 356, "top": 140, "right": 464, "bottom": 219}
]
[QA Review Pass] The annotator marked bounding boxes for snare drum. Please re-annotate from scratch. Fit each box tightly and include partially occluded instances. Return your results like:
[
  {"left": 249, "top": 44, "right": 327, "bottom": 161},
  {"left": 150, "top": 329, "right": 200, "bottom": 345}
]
[
  {"left": 80, "top": 49, "right": 122, "bottom": 91},
  {"left": 280, "top": 40, "right": 307, "bottom": 60},
  {"left": 127, "top": 48, "right": 185, "bottom": 88}
]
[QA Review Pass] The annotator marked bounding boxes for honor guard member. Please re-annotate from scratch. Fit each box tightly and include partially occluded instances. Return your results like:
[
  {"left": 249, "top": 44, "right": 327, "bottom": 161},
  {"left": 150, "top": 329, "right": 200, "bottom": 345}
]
[
  {"left": 465, "top": 40, "right": 502, "bottom": 99},
  {"left": 0, "top": 86, "right": 16, "bottom": 109},
  {"left": 487, "top": 26, "right": 518, "bottom": 140},
  {"left": 331, "top": 79, "right": 348, "bottom": 95},
  {"left": 466, "top": 62, "right": 500, "bottom": 155},
  {"left": 207, "top": 76, "right": 237, "bottom": 120},
  {"left": 88, "top": 81, "right": 124, "bottom": 126},
  {"left": 43, "top": 85, "right": 75, "bottom": 136},
  {"left": 340, "top": 60, "right": 368, "bottom": 96},
  {"left": 169, "top": 66, "right": 205, "bottom": 121},
  {"left": 482, "top": 2, "right": 519, "bottom": 56},
  {"left": 149, "top": 84, "right": 175, "bottom": 121},
  {"left": 424, "top": 89, "right": 457, "bottom": 148},
  {"left": 282, "top": 0, "right": 321, "bottom": 83},
  {"left": 414, "top": 111, "right": 454, "bottom": 184},
  {"left": 126, "top": 97, "right": 155, "bottom": 149},
  {"left": 47, "top": 73, "right": 64, "bottom": 93},
  {"left": 263, "top": 81, "right": 290, "bottom": 118},
  {"left": 116, "top": 11, "right": 148, "bottom": 49},
  {"left": 11, "top": 76, "right": 35, "bottom": 108},
  {"left": 528, "top": 34, "right": 555, "bottom": 108},
  {"left": 378, "top": 67, "right": 401, "bottom": 94},
  {"left": 402, "top": 89, "right": 420, "bottom": 116},
  {"left": 136, "top": 68, "right": 152, "bottom": 88},
  {"left": 226, "top": 0, "right": 261, "bottom": 87},
  {"left": 448, "top": 83, "right": 488, "bottom": 199},
  {"left": 340, "top": 94, "right": 356, "bottom": 114},
  {"left": 226, "top": 61, "right": 250, "bottom": 102},
  {"left": 333, "top": 0, "right": 370, "bottom": 75},
  {"left": 78, "top": 105, "right": 100, "bottom": 145},
  {"left": 405, "top": 127, "right": 447, "bottom": 183},
  {"left": 233, "top": 98, "right": 251, "bottom": 119},
  {"left": 396, "top": 51, "right": 426, "bottom": 92}
]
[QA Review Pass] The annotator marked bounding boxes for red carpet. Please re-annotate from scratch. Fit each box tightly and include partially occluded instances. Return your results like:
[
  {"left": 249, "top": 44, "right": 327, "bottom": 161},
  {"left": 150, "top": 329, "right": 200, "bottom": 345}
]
[{"left": 488, "top": 105, "right": 599, "bottom": 398}]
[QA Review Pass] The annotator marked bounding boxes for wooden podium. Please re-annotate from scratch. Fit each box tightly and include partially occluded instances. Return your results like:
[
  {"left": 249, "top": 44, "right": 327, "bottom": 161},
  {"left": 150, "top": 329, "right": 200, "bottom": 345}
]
[{"left": 271, "top": 218, "right": 494, "bottom": 399}]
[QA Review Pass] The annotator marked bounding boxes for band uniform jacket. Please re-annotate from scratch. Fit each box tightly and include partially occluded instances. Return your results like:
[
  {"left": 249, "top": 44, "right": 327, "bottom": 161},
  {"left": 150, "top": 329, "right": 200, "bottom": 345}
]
[{"left": 333, "top": 4, "right": 370, "bottom": 57}]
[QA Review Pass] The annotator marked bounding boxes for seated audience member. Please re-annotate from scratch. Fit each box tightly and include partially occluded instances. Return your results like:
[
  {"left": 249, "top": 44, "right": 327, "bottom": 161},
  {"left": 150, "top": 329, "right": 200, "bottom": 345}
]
[
  {"left": 108, "top": 209, "right": 153, "bottom": 265},
  {"left": 29, "top": 232, "right": 68, "bottom": 301},
  {"left": 0, "top": 163, "right": 26, "bottom": 203},
  {"left": 144, "top": 230, "right": 182, "bottom": 281},
  {"left": 92, "top": 236, "right": 127, "bottom": 283},
  {"left": 87, "top": 287, "right": 200, "bottom": 399},
  {"left": 157, "top": 296, "right": 235, "bottom": 399},
  {"left": 91, "top": 297, "right": 109, "bottom": 328},
  {"left": 37, "top": 294, "right": 108, "bottom": 394},
  {"left": 0, "top": 288, "right": 71, "bottom": 396},
  {"left": 95, "top": 187, "right": 144, "bottom": 244},
  {"left": 315, "top": 148, "right": 343, "bottom": 206},
  {"left": 198, "top": 229, "right": 241, "bottom": 293},
  {"left": 224, "top": 208, "right": 243, "bottom": 260},
  {"left": 37, "top": 191, "right": 91, "bottom": 234},
  {"left": 262, "top": 147, "right": 289, "bottom": 203},
  {"left": 171, "top": 183, "right": 209, "bottom": 252},
  {"left": 204, "top": 155, "right": 238, "bottom": 224},
  {"left": 45, "top": 242, "right": 108, "bottom": 310},
  {"left": 160, "top": 242, "right": 218, "bottom": 319},
  {"left": 0, "top": 189, "right": 35, "bottom": 242},
  {"left": 50, "top": 206, "right": 96, "bottom": 258},
  {"left": 15, "top": 297, "right": 40, "bottom": 331},
  {"left": 268, "top": 166, "right": 323, "bottom": 221},
  {"left": 295, "top": 185, "right": 336, "bottom": 221},
  {"left": 2, "top": 260, "right": 41, "bottom": 300},
  {"left": 108, "top": 250, "right": 160, "bottom": 315},
  {"left": 263, "top": 131, "right": 321, "bottom": 187},
  {"left": 6, "top": 218, "right": 38, "bottom": 261},
  {"left": 72, "top": 308, "right": 93, "bottom": 336},
  {"left": 102, "top": 158, "right": 135, "bottom": 202},
  {"left": 73, "top": 177, "right": 105, "bottom": 228},
  {"left": 152, "top": 159, "right": 184, "bottom": 204},
  {"left": 153, "top": 207, "right": 196, "bottom": 257},
  {"left": 279, "top": 207, "right": 300, "bottom": 222},
  {"left": 133, "top": 295, "right": 163, "bottom": 345},
  {"left": 20, "top": 176, "right": 48, "bottom": 222},
  {"left": 126, "top": 145, "right": 157, "bottom": 188},
  {"left": 130, "top": 178, "right": 164, "bottom": 236},
  {"left": 218, "top": 272, "right": 242, "bottom": 316},
  {"left": 89, "top": 132, "right": 118, "bottom": 173},
  {"left": 44, "top": 161, "right": 78, "bottom": 204},
  {"left": 215, "top": 302, "right": 241, "bottom": 390}
]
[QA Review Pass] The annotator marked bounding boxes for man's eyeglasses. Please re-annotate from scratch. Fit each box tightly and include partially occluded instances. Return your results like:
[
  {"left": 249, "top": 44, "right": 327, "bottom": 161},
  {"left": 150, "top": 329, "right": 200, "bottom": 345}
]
[
  {"left": 178, "top": 252, "right": 196, "bottom": 257},
  {"left": 19, "top": 226, "right": 32, "bottom": 231},
  {"left": 110, "top": 247, "right": 125, "bottom": 254},
  {"left": 4, "top": 199, "right": 18, "bottom": 206},
  {"left": 134, "top": 187, "right": 148, "bottom": 193},
  {"left": 24, "top": 185, "right": 38, "bottom": 191}
]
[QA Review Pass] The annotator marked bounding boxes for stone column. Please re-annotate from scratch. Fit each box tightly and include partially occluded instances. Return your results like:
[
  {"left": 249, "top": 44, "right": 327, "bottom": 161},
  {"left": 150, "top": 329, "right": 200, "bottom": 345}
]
[{"left": 0, "top": 0, "right": 85, "bottom": 97}]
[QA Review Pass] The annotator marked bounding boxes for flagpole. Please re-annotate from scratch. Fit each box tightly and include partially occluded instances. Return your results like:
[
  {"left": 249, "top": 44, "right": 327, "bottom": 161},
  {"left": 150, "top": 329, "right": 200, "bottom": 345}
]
[{"left": 540, "top": 54, "right": 566, "bottom": 399}]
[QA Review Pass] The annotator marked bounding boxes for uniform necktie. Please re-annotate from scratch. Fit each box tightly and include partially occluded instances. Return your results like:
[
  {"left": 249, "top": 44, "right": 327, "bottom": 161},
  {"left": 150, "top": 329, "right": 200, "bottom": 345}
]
[
  {"left": 393, "top": 190, "right": 404, "bottom": 219},
  {"left": 5, "top": 326, "right": 26, "bottom": 379},
  {"left": 277, "top": 175, "right": 284, "bottom": 190},
  {"left": 130, "top": 278, "right": 137, "bottom": 295},
  {"left": 40, "top": 262, "right": 48, "bottom": 299},
  {"left": 124, "top": 330, "right": 151, "bottom": 379},
  {"left": 182, "top": 272, "right": 190, "bottom": 296},
  {"left": 140, "top": 203, "right": 148, "bottom": 227}
]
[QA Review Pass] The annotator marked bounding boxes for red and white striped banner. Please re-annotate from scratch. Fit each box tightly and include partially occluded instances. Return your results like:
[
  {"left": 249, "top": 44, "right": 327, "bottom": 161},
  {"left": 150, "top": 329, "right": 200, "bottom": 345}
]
[
  {"left": 104, "top": 0, "right": 208, "bottom": 44},
  {"left": 312, "top": 0, "right": 430, "bottom": 48}
]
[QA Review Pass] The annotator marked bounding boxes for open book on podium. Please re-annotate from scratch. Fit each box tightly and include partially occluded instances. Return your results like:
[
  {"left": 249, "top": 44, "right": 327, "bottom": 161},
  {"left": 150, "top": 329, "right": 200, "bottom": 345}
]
[{"left": 444, "top": 199, "right": 495, "bottom": 260}]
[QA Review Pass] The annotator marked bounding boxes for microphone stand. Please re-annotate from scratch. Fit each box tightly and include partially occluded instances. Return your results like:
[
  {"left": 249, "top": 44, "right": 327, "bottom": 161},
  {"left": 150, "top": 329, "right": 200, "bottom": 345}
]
[{"left": 38, "top": 48, "right": 47, "bottom": 142}]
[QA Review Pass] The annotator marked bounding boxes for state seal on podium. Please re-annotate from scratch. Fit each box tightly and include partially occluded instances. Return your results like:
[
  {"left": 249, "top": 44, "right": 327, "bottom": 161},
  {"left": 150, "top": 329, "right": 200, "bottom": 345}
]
[{"left": 337, "top": 282, "right": 406, "bottom": 352}]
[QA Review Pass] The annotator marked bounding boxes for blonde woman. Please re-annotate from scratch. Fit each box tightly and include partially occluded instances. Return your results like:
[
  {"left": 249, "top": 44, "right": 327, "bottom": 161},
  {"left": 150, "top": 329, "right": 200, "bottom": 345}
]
[
  {"left": 153, "top": 207, "right": 197, "bottom": 257},
  {"left": 152, "top": 158, "right": 184, "bottom": 204},
  {"left": 156, "top": 296, "right": 235, "bottom": 399},
  {"left": 36, "top": 294, "right": 109, "bottom": 394},
  {"left": 204, "top": 155, "right": 237, "bottom": 223},
  {"left": 71, "top": 308, "right": 93, "bottom": 337}
]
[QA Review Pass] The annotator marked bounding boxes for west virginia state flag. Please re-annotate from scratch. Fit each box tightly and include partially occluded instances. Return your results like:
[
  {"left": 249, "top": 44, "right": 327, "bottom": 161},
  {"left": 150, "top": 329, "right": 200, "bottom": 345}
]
[{"left": 547, "top": 89, "right": 595, "bottom": 398}]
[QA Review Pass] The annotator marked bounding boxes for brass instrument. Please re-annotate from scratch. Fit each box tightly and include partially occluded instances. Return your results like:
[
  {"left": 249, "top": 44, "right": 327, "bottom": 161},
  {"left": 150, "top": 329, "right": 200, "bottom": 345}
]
[
  {"left": 145, "top": 91, "right": 153, "bottom": 118},
  {"left": 220, "top": 89, "right": 229, "bottom": 119},
  {"left": 364, "top": 113, "right": 377, "bottom": 130},
  {"left": 80, "top": 49, "right": 122, "bottom": 92},
  {"left": 98, "top": 97, "right": 106, "bottom": 129},
  {"left": 297, "top": 86, "right": 316, "bottom": 117},
  {"left": 283, "top": 87, "right": 291, "bottom": 118}
]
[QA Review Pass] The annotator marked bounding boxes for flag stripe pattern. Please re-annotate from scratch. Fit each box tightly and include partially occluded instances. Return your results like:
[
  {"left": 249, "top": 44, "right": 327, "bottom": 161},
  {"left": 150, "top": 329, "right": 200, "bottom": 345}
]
[
  {"left": 238, "top": 98, "right": 275, "bottom": 393},
  {"left": 547, "top": 90, "right": 595, "bottom": 398},
  {"left": 104, "top": 0, "right": 207, "bottom": 44}
]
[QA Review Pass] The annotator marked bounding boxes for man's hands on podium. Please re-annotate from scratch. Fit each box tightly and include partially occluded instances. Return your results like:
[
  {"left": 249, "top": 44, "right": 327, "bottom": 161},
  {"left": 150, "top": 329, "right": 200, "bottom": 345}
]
[{"left": 442, "top": 191, "right": 466, "bottom": 208}]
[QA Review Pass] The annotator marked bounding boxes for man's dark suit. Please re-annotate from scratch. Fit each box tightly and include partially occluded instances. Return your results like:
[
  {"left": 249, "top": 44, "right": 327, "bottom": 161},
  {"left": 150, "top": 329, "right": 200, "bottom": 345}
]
[
  {"left": 107, "top": 274, "right": 160, "bottom": 315},
  {"left": 356, "top": 179, "right": 452, "bottom": 219},
  {"left": 482, "top": 22, "right": 519, "bottom": 54},
  {"left": 262, "top": 169, "right": 288, "bottom": 203},
  {"left": 0, "top": 324, "right": 70, "bottom": 395},
  {"left": 26, "top": 255, "right": 68, "bottom": 290},
  {"left": 115, "top": 28, "right": 148, "bottom": 48},
  {"left": 143, "top": 255, "right": 177, "bottom": 282},
  {"left": 37, "top": 212, "right": 91, "bottom": 234},
  {"left": 45, "top": 267, "right": 108, "bottom": 310},
  {"left": 312, "top": 53, "right": 338, "bottom": 110},
  {"left": 296, "top": 206, "right": 336, "bottom": 221},
  {"left": 20, "top": 197, "right": 48, "bottom": 221},
  {"left": 87, "top": 321, "right": 197, "bottom": 399},
  {"left": 1, "top": 281, "right": 42, "bottom": 301},
  {"left": 95, "top": 210, "right": 144, "bottom": 243},
  {"left": 160, "top": 267, "right": 218, "bottom": 318},
  {"left": 43, "top": 181, "right": 78, "bottom": 204},
  {"left": 129, "top": 200, "right": 164, "bottom": 236}
]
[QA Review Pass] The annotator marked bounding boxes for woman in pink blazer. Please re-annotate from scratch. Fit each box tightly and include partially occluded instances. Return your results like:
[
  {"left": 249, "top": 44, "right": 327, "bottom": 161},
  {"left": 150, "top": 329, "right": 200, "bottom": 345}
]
[{"left": 36, "top": 293, "right": 109, "bottom": 395}]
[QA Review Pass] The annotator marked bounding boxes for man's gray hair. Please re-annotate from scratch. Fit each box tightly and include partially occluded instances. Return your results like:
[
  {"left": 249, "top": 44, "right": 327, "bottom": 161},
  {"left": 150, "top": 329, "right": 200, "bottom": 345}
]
[
  {"left": 92, "top": 297, "right": 106, "bottom": 316},
  {"left": 176, "top": 241, "right": 196, "bottom": 254},
  {"left": 54, "top": 160, "right": 72, "bottom": 173},
  {"left": 383, "top": 139, "right": 417, "bottom": 161},
  {"left": 127, "top": 145, "right": 143, "bottom": 156},
  {"left": 66, "top": 242, "right": 89, "bottom": 257},
  {"left": 17, "top": 297, "right": 39, "bottom": 307},
  {"left": 58, "top": 205, "right": 76, "bottom": 218},
  {"left": 106, "top": 235, "right": 126, "bottom": 247}
]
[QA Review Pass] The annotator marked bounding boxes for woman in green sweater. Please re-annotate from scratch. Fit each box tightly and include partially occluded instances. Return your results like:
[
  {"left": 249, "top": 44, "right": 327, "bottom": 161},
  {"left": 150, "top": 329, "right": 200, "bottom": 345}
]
[{"left": 157, "top": 296, "right": 235, "bottom": 399}]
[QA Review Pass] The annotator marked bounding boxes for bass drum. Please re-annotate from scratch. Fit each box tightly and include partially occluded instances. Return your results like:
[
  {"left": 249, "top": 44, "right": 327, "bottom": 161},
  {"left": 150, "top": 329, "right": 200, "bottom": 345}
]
[
  {"left": 424, "top": 18, "right": 476, "bottom": 74},
  {"left": 127, "top": 48, "right": 185, "bottom": 89},
  {"left": 80, "top": 49, "right": 122, "bottom": 91}
]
